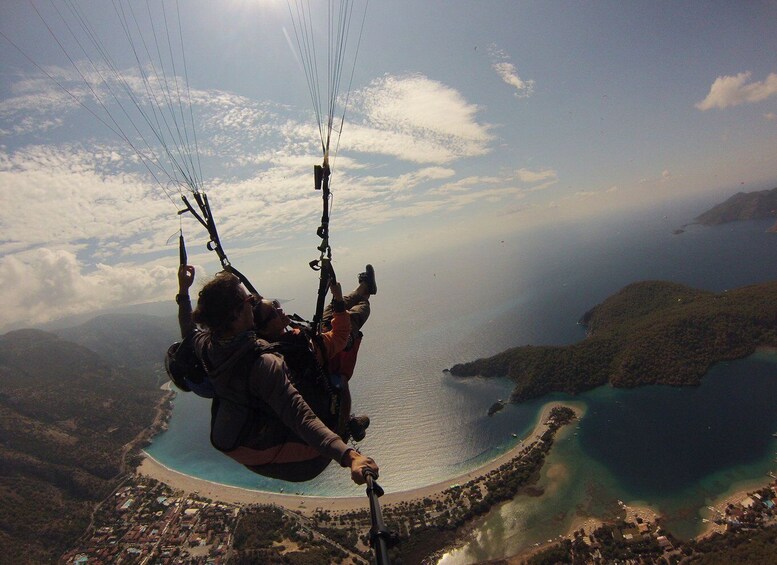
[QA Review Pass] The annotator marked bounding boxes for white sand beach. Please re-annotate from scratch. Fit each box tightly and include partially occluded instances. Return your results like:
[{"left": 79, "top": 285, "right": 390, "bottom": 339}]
[{"left": 138, "top": 401, "right": 579, "bottom": 516}]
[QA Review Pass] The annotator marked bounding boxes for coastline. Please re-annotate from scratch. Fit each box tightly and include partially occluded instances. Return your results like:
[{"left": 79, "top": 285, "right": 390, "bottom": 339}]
[
  {"left": 137, "top": 401, "right": 577, "bottom": 517},
  {"left": 696, "top": 475, "right": 775, "bottom": 539}
]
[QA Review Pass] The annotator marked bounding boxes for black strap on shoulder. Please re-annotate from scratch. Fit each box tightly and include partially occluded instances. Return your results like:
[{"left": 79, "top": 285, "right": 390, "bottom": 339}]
[{"left": 179, "top": 192, "right": 259, "bottom": 295}]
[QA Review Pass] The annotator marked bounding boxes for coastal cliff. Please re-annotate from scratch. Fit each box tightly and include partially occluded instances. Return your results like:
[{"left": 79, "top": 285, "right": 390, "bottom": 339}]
[
  {"left": 695, "top": 187, "right": 777, "bottom": 232},
  {"left": 449, "top": 280, "right": 777, "bottom": 401}
]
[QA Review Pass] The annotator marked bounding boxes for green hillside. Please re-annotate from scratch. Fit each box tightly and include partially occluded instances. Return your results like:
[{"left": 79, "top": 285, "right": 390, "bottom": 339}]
[
  {"left": 695, "top": 187, "right": 777, "bottom": 230},
  {"left": 449, "top": 280, "right": 777, "bottom": 401},
  {"left": 0, "top": 329, "right": 168, "bottom": 563}
]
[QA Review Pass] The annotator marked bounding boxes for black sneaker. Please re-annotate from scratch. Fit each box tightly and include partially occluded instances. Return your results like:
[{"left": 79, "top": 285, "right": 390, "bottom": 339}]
[
  {"left": 348, "top": 415, "right": 370, "bottom": 442},
  {"left": 358, "top": 264, "right": 377, "bottom": 295}
]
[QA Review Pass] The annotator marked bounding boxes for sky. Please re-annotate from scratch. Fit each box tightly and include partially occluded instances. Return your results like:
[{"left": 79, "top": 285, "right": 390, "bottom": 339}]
[{"left": 1, "top": 0, "right": 776, "bottom": 331}]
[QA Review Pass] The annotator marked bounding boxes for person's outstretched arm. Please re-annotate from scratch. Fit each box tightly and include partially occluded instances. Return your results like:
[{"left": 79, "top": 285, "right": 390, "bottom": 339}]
[{"left": 250, "top": 352, "right": 379, "bottom": 484}]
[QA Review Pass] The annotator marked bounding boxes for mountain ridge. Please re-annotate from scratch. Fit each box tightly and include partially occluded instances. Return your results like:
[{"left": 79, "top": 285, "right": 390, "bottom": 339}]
[
  {"left": 694, "top": 187, "right": 777, "bottom": 232},
  {"left": 0, "top": 322, "right": 170, "bottom": 563}
]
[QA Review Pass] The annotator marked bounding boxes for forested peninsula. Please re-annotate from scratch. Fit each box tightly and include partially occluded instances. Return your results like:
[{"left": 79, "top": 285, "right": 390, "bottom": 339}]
[
  {"left": 449, "top": 280, "right": 777, "bottom": 401},
  {"left": 695, "top": 186, "right": 777, "bottom": 232}
]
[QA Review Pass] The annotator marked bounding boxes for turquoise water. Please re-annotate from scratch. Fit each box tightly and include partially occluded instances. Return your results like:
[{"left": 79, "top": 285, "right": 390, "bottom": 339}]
[{"left": 147, "top": 201, "right": 777, "bottom": 556}]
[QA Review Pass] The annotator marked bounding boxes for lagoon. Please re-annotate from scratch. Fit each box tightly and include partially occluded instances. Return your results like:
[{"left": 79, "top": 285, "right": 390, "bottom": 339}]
[{"left": 440, "top": 350, "right": 777, "bottom": 563}]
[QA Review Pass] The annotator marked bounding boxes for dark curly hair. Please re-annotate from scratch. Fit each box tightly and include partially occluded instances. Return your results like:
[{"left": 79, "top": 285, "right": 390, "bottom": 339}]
[{"left": 192, "top": 272, "right": 245, "bottom": 335}]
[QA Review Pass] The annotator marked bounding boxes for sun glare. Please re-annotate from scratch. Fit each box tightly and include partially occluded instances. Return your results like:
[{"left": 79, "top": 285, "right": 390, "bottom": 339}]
[{"left": 228, "top": 0, "right": 286, "bottom": 15}]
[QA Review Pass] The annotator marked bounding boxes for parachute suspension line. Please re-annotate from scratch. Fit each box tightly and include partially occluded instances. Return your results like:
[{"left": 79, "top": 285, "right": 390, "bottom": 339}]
[
  {"left": 324, "top": 0, "right": 366, "bottom": 165},
  {"left": 331, "top": 0, "right": 368, "bottom": 166},
  {"left": 59, "top": 0, "right": 184, "bottom": 192},
  {"left": 144, "top": 0, "right": 202, "bottom": 192},
  {"left": 117, "top": 0, "right": 201, "bottom": 192},
  {"left": 58, "top": 0, "right": 163, "bottom": 164},
  {"left": 51, "top": 0, "right": 199, "bottom": 198},
  {"left": 286, "top": 1, "right": 368, "bottom": 332},
  {"left": 111, "top": 0, "right": 190, "bottom": 189},
  {"left": 19, "top": 2, "right": 255, "bottom": 291},
  {"left": 25, "top": 0, "right": 179, "bottom": 205},
  {"left": 175, "top": 0, "right": 204, "bottom": 192},
  {"left": 325, "top": 0, "right": 349, "bottom": 157},
  {"left": 287, "top": 0, "right": 326, "bottom": 155},
  {"left": 60, "top": 0, "right": 201, "bottom": 194}
]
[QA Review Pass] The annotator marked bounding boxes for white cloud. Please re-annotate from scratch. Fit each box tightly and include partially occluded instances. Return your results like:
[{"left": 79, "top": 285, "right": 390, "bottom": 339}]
[
  {"left": 0, "top": 145, "right": 172, "bottom": 256},
  {"left": 574, "top": 185, "right": 619, "bottom": 199},
  {"left": 487, "top": 45, "right": 535, "bottom": 98},
  {"left": 696, "top": 71, "right": 777, "bottom": 110},
  {"left": 0, "top": 59, "right": 553, "bottom": 329},
  {"left": 515, "top": 168, "right": 557, "bottom": 184},
  {"left": 0, "top": 248, "right": 177, "bottom": 329},
  {"left": 433, "top": 175, "right": 504, "bottom": 194},
  {"left": 348, "top": 74, "right": 493, "bottom": 163}
]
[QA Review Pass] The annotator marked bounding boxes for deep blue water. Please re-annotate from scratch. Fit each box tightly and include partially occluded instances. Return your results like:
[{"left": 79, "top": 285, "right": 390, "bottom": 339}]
[
  {"left": 147, "top": 202, "right": 777, "bottom": 554},
  {"left": 580, "top": 354, "right": 777, "bottom": 497}
]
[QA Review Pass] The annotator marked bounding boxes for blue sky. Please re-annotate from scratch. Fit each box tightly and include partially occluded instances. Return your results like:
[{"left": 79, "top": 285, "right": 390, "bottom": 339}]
[{"left": 1, "top": 0, "right": 776, "bottom": 330}]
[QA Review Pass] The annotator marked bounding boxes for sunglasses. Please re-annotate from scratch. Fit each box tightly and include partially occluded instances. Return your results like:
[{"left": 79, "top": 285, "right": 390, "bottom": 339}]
[{"left": 255, "top": 299, "right": 282, "bottom": 328}]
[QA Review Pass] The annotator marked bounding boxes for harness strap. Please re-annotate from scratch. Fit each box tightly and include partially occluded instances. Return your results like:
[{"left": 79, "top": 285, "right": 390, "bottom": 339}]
[
  {"left": 311, "top": 161, "right": 333, "bottom": 334},
  {"left": 179, "top": 193, "right": 259, "bottom": 295}
]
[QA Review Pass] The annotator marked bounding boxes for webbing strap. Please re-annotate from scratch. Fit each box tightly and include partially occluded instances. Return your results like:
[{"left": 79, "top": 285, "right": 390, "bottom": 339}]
[
  {"left": 179, "top": 193, "right": 259, "bottom": 295},
  {"left": 311, "top": 161, "right": 334, "bottom": 333}
]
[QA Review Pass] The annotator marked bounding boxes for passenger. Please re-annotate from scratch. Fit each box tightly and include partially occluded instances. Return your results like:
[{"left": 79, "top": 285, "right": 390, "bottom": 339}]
[
  {"left": 252, "top": 265, "right": 377, "bottom": 440},
  {"left": 175, "top": 268, "right": 378, "bottom": 484}
]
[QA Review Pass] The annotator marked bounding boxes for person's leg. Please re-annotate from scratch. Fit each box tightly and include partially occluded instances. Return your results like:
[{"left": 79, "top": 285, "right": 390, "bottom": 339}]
[
  {"left": 322, "top": 264, "right": 376, "bottom": 333},
  {"left": 342, "top": 291, "right": 370, "bottom": 334}
]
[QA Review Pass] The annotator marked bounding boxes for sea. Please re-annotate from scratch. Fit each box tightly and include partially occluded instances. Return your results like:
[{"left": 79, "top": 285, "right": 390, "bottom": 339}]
[{"left": 146, "top": 196, "right": 777, "bottom": 562}]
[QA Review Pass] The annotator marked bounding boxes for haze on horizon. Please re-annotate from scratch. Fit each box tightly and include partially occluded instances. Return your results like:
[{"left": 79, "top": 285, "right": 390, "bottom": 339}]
[{"left": 1, "top": 0, "right": 776, "bottom": 331}]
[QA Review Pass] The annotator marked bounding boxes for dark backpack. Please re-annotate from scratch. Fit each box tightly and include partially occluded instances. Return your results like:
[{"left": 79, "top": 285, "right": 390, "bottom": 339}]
[{"left": 164, "top": 334, "right": 214, "bottom": 398}]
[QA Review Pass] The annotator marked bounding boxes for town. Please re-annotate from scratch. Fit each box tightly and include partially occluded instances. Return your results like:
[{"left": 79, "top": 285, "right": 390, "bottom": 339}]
[{"left": 61, "top": 478, "right": 239, "bottom": 564}]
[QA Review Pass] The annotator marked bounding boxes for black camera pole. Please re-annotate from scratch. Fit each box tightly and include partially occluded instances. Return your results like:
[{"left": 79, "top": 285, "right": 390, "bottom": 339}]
[{"left": 365, "top": 472, "right": 392, "bottom": 565}]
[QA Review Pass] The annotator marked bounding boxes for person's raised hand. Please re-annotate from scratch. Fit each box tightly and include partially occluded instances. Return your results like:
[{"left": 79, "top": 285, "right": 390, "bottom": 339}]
[{"left": 178, "top": 265, "right": 195, "bottom": 293}]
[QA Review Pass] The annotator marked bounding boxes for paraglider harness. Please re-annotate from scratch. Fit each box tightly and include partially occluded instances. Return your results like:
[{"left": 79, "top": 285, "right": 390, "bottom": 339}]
[
  {"left": 165, "top": 329, "right": 351, "bottom": 478},
  {"left": 166, "top": 329, "right": 350, "bottom": 431}
]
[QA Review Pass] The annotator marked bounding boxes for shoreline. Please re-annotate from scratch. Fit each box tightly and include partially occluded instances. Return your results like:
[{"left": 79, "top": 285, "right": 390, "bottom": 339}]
[
  {"left": 695, "top": 476, "right": 775, "bottom": 539},
  {"left": 137, "top": 401, "right": 577, "bottom": 516}
]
